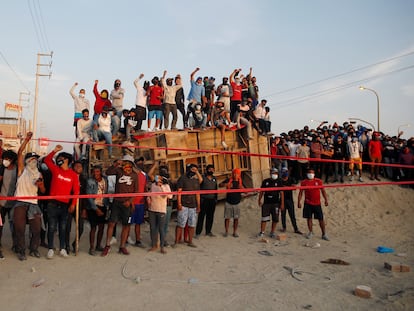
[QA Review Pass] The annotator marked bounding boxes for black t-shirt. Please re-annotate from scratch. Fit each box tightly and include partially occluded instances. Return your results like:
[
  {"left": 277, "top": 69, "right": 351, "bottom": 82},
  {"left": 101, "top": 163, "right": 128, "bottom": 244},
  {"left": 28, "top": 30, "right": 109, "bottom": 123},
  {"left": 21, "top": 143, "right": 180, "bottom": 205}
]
[
  {"left": 261, "top": 178, "right": 282, "bottom": 204},
  {"left": 226, "top": 180, "right": 242, "bottom": 205},
  {"left": 281, "top": 177, "right": 294, "bottom": 203},
  {"left": 177, "top": 174, "right": 200, "bottom": 208}
]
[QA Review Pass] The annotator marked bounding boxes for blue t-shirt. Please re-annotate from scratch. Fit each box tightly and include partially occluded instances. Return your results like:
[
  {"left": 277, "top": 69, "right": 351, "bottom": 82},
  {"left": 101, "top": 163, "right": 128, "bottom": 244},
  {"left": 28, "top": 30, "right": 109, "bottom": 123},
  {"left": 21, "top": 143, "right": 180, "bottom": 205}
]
[{"left": 187, "top": 80, "right": 205, "bottom": 103}]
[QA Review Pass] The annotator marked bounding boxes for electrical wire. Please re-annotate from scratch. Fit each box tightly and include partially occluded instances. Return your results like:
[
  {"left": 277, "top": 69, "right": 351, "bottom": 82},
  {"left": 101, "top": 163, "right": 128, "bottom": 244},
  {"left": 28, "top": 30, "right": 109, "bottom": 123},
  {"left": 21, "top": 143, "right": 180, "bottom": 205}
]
[
  {"left": 269, "top": 64, "right": 414, "bottom": 109},
  {"left": 263, "top": 50, "right": 414, "bottom": 98},
  {"left": 34, "top": 0, "right": 51, "bottom": 51},
  {"left": 0, "top": 51, "right": 32, "bottom": 93},
  {"left": 28, "top": 0, "right": 45, "bottom": 51}
]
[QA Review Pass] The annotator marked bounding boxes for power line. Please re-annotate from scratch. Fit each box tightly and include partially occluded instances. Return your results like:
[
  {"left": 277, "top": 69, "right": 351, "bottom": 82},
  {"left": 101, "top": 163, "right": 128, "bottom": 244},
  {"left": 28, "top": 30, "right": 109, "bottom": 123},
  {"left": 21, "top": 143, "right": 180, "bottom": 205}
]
[
  {"left": 28, "top": 0, "right": 46, "bottom": 51},
  {"left": 0, "top": 51, "right": 31, "bottom": 93},
  {"left": 34, "top": 0, "right": 51, "bottom": 51},
  {"left": 263, "top": 50, "right": 414, "bottom": 99},
  {"left": 271, "top": 64, "right": 414, "bottom": 109}
]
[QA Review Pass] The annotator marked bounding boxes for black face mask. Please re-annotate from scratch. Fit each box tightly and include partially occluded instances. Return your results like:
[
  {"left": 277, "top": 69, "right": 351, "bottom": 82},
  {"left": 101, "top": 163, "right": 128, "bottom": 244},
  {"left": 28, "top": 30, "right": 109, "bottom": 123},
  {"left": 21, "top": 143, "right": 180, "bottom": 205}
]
[
  {"left": 57, "top": 159, "right": 64, "bottom": 166},
  {"left": 187, "top": 171, "right": 196, "bottom": 178},
  {"left": 115, "top": 83, "right": 121, "bottom": 88},
  {"left": 207, "top": 171, "right": 214, "bottom": 176}
]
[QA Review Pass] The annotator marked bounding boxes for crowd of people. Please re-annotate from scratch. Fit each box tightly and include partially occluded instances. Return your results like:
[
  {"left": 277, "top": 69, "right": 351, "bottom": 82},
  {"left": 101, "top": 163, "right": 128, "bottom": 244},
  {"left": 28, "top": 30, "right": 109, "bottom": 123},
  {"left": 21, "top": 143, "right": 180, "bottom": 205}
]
[
  {"left": 269, "top": 120, "right": 414, "bottom": 185},
  {"left": 70, "top": 67, "right": 272, "bottom": 158}
]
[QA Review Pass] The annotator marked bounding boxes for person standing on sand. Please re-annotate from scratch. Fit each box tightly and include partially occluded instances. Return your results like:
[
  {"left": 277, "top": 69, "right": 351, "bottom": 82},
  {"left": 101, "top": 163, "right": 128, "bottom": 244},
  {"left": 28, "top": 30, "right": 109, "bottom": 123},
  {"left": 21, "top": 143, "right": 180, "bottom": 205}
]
[
  {"left": 297, "top": 168, "right": 329, "bottom": 241},
  {"left": 220, "top": 168, "right": 245, "bottom": 238},
  {"left": 257, "top": 168, "right": 284, "bottom": 238},
  {"left": 147, "top": 175, "right": 172, "bottom": 254},
  {"left": 173, "top": 164, "right": 201, "bottom": 248}
]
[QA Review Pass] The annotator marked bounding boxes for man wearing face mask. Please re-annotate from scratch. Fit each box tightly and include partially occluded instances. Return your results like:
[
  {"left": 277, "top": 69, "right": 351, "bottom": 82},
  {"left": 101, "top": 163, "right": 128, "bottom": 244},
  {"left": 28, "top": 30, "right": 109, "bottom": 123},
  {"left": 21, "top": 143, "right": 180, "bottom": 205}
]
[
  {"left": 216, "top": 77, "right": 232, "bottom": 114},
  {"left": 110, "top": 79, "right": 125, "bottom": 136},
  {"left": 257, "top": 168, "right": 284, "bottom": 238},
  {"left": 92, "top": 80, "right": 112, "bottom": 125},
  {"left": 70, "top": 83, "right": 90, "bottom": 138},
  {"left": 0, "top": 150, "right": 18, "bottom": 259},
  {"left": 211, "top": 101, "right": 234, "bottom": 149},
  {"left": 12, "top": 132, "right": 46, "bottom": 260},
  {"left": 186, "top": 68, "right": 206, "bottom": 129},
  {"left": 44, "top": 145, "right": 80, "bottom": 259},
  {"left": 195, "top": 164, "right": 218, "bottom": 238},
  {"left": 230, "top": 69, "right": 242, "bottom": 120},
  {"left": 297, "top": 168, "right": 329, "bottom": 241},
  {"left": 280, "top": 167, "right": 302, "bottom": 234},
  {"left": 173, "top": 164, "right": 202, "bottom": 248},
  {"left": 161, "top": 70, "right": 182, "bottom": 130}
]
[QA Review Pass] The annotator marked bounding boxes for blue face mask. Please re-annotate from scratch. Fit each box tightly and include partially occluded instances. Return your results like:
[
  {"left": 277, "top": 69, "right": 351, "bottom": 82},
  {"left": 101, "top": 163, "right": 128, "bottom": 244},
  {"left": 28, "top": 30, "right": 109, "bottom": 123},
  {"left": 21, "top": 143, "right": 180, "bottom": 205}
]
[{"left": 282, "top": 172, "right": 288, "bottom": 178}]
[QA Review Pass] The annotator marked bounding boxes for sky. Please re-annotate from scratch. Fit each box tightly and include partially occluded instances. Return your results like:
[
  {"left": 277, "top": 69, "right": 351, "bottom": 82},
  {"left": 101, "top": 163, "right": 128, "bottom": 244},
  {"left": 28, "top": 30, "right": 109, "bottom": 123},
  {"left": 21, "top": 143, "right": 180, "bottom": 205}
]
[{"left": 1, "top": 0, "right": 414, "bottom": 152}]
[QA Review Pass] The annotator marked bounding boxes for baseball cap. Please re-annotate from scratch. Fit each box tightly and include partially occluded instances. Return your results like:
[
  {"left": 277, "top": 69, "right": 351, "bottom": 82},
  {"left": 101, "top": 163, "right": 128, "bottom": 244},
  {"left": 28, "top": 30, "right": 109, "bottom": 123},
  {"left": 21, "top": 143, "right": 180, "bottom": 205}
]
[{"left": 24, "top": 152, "right": 40, "bottom": 161}]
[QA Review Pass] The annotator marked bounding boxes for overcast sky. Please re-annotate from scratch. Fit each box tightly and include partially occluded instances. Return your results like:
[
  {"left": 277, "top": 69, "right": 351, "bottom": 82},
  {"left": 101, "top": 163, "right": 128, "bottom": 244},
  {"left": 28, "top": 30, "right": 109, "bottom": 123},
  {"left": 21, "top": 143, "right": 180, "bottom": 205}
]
[{"left": 1, "top": 0, "right": 413, "bottom": 151}]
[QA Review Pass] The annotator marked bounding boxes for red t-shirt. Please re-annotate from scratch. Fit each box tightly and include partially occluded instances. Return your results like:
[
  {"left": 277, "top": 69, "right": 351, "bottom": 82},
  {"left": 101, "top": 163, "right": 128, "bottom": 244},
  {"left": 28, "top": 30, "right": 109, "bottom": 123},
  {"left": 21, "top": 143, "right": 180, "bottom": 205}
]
[
  {"left": 368, "top": 140, "right": 383, "bottom": 158},
  {"left": 134, "top": 171, "right": 147, "bottom": 205},
  {"left": 231, "top": 82, "right": 242, "bottom": 101},
  {"left": 44, "top": 151, "right": 80, "bottom": 203},
  {"left": 148, "top": 85, "right": 163, "bottom": 105},
  {"left": 301, "top": 178, "right": 324, "bottom": 205}
]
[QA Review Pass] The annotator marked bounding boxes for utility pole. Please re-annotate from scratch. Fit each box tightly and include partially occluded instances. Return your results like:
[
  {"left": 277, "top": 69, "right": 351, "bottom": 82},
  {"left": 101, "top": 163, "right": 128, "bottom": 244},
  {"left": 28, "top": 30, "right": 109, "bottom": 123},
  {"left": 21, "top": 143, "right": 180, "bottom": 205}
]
[
  {"left": 32, "top": 52, "right": 53, "bottom": 151},
  {"left": 18, "top": 91, "right": 30, "bottom": 138}
]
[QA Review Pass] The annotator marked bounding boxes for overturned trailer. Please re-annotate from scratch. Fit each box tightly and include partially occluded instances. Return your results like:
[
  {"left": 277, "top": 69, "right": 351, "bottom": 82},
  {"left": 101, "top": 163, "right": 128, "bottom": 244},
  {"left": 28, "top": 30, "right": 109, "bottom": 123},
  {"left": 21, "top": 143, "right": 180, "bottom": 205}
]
[{"left": 88, "top": 127, "right": 270, "bottom": 193}]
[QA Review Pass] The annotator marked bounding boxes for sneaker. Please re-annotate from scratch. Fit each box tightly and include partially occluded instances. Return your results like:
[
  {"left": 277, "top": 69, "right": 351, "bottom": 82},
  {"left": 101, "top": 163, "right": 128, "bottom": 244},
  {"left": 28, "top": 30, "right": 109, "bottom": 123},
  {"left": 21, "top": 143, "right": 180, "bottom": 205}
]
[
  {"left": 29, "top": 250, "right": 41, "bottom": 258},
  {"left": 223, "top": 232, "right": 228, "bottom": 237},
  {"left": 221, "top": 141, "right": 228, "bottom": 148},
  {"left": 47, "top": 249, "right": 54, "bottom": 259},
  {"left": 88, "top": 248, "right": 96, "bottom": 256},
  {"left": 349, "top": 176, "right": 354, "bottom": 181},
  {"left": 233, "top": 233, "right": 239, "bottom": 238},
  {"left": 306, "top": 232, "right": 313, "bottom": 239},
  {"left": 359, "top": 177, "right": 363, "bottom": 182},
  {"left": 294, "top": 230, "right": 303, "bottom": 235},
  {"left": 322, "top": 234, "right": 330, "bottom": 241},
  {"left": 101, "top": 245, "right": 111, "bottom": 257},
  {"left": 187, "top": 242, "right": 197, "bottom": 248},
  {"left": 207, "top": 232, "right": 216, "bottom": 237},
  {"left": 109, "top": 236, "right": 117, "bottom": 245},
  {"left": 59, "top": 249, "right": 69, "bottom": 258},
  {"left": 269, "top": 232, "right": 275, "bottom": 238},
  {"left": 163, "top": 241, "right": 170, "bottom": 247},
  {"left": 134, "top": 241, "right": 145, "bottom": 248},
  {"left": 127, "top": 236, "right": 135, "bottom": 245},
  {"left": 194, "top": 234, "right": 200, "bottom": 240},
  {"left": 18, "top": 251, "right": 27, "bottom": 261},
  {"left": 118, "top": 247, "right": 130, "bottom": 255},
  {"left": 229, "top": 122, "right": 237, "bottom": 127},
  {"left": 257, "top": 232, "right": 264, "bottom": 238},
  {"left": 96, "top": 246, "right": 104, "bottom": 252}
]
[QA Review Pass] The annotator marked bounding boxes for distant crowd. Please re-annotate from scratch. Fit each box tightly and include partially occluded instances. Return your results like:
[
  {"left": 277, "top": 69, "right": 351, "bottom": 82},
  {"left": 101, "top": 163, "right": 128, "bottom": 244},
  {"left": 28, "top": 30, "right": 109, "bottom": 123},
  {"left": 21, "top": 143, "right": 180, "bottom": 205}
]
[{"left": 269, "top": 120, "right": 414, "bottom": 184}]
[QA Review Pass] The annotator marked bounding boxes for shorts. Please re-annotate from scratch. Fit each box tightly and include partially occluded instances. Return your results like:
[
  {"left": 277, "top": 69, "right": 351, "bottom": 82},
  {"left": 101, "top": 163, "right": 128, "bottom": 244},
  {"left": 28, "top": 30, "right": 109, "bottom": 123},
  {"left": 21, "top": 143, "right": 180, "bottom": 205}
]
[
  {"left": 177, "top": 206, "right": 197, "bottom": 228},
  {"left": 87, "top": 205, "right": 108, "bottom": 227},
  {"left": 303, "top": 203, "right": 324, "bottom": 220},
  {"left": 109, "top": 200, "right": 133, "bottom": 226},
  {"left": 73, "top": 112, "right": 82, "bottom": 126},
  {"left": 224, "top": 202, "right": 240, "bottom": 219},
  {"left": 261, "top": 203, "right": 279, "bottom": 222},
  {"left": 130, "top": 204, "right": 145, "bottom": 225},
  {"left": 349, "top": 157, "right": 362, "bottom": 170},
  {"left": 148, "top": 110, "right": 163, "bottom": 120}
]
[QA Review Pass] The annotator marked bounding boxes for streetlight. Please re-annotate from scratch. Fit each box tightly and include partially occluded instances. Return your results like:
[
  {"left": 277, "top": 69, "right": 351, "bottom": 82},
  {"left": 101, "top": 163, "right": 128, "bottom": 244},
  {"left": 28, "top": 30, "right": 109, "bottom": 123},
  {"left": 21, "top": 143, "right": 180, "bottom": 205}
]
[
  {"left": 359, "top": 86, "right": 380, "bottom": 132},
  {"left": 398, "top": 124, "right": 411, "bottom": 137},
  {"left": 349, "top": 117, "right": 375, "bottom": 131}
]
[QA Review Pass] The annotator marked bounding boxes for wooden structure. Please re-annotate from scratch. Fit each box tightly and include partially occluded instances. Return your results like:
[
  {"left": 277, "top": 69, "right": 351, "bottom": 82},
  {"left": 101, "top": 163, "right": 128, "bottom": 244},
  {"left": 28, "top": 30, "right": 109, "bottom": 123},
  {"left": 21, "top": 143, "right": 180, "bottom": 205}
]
[{"left": 88, "top": 126, "right": 270, "bottom": 190}]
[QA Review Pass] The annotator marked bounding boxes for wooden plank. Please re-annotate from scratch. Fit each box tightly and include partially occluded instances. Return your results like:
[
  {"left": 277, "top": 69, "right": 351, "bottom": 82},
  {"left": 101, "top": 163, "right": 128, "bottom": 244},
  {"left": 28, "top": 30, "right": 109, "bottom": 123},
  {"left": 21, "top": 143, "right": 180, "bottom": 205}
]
[{"left": 164, "top": 131, "right": 188, "bottom": 155}]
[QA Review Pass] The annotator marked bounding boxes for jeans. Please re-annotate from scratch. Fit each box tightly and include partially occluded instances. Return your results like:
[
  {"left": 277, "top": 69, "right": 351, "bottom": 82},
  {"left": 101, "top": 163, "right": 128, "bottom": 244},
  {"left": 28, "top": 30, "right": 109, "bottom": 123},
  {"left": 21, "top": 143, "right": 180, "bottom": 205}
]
[
  {"left": 196, "top": 198, "right": 216, "bottom": 235},
  {"left": 164, "top": 103, "right": 178, "bottom": 129},
  {"left": 149, "top": 211, "right": 166, "bottom": 248},
  {"left": 111, "top": 112, "right": 121, "bottom": 135},
  {"left": 93, "top": 129, "right": 112, "bottom": 156},
  {"left": 281, "top": 200, "right": 298, "bottom": 231},
  {"left": 47, "top": 201, "right": 69, "bottom": 250},
  {"left": 163, "top": 205, "right": 172, "bottom": 236},
  {"left": 334, "top": 161, "right": 345, "bottom": 181},
  {"left": 13, "top": 202, "right": 41, "bottom": 252}
]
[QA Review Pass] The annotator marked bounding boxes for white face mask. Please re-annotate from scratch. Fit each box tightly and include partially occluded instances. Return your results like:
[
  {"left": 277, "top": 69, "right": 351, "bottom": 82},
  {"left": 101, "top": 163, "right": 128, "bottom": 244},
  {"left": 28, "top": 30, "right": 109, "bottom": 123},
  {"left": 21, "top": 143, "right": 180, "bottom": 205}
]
[
  {"left": 26, "top": 158, "right": 38, "bottom": 170},
  {"left": 79, "top": 93, "right": 85, "bottom": 98},
  {"left": 2, "top": 159, "right": 11, "bottom": 168},
  {"left": 307, "top": 173, "right": 315, "bottom": 180},
  {"left": 271, "top": 174, "right": 278, "bottom": 180}
]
